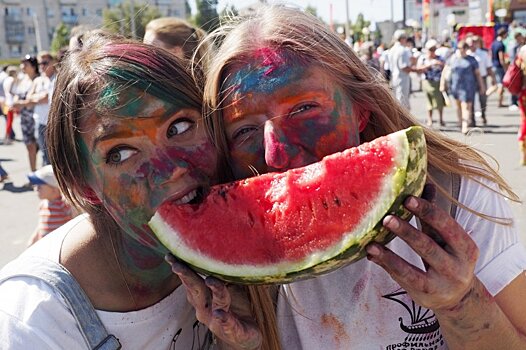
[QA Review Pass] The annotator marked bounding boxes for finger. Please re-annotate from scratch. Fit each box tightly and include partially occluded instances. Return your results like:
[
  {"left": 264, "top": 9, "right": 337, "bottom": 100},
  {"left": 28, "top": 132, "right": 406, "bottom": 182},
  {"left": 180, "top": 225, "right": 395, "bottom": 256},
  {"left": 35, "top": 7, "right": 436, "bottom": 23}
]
[
  {"left": 211, "top": 309, "right": 262, "bottom": 350},
  {"left": 366, "top": 243, "right": 428, "bottom": 292},
  {"left": 166, "top": 256, "right": 210, "bottom": 307},
  {"left": 206, "top": 277, "right": 231, "bottom": 312},
  {"left": 404, "top": 196, "right": 477, "bottom": 260},
  {"left": 383, "top": 215, "right": 452, "bottom": 269},
  {"left": 421, "top": 183, "right": 437, "bottom": 203}
]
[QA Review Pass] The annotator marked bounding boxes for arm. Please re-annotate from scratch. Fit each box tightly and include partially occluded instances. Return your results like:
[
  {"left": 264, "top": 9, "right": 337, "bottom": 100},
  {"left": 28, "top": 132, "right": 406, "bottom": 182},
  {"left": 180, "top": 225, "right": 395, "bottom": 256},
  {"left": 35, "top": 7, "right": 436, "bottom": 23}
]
[
  {"left": 499, "top": 48, "right": 508, "bottom": 70},
  {"left": 366, "top": 185, "right": 526, "bottom": 349}
]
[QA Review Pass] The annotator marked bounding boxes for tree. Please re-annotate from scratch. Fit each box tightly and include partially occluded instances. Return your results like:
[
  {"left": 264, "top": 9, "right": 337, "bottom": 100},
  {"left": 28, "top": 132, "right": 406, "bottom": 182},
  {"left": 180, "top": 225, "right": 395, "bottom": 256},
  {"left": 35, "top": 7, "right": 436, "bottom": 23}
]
[
  {"left": 305, "top": 5, "right": 323, "bottom": 22},
  {"left": 351, "top": 13, "right": 371, "bottom": 42},
  {"left": 102, "top": 1, "right": 161, "bottom": 39},
  {"left": 194, "top": 0, "right": 220, "bottom": 33},
  {"left": 50, "top": 23, "right": 70, "bottom": 54}
]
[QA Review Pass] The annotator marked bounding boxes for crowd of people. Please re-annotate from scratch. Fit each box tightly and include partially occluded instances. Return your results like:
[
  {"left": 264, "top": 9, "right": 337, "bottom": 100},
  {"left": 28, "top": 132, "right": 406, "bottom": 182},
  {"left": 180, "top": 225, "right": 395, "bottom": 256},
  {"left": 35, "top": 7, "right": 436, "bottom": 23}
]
[
  {"left": 0, "top": 5, "right": 525, "bottom": 349},
  {"left": 354, "top": 24, "right": 526, "bottom": 163}
]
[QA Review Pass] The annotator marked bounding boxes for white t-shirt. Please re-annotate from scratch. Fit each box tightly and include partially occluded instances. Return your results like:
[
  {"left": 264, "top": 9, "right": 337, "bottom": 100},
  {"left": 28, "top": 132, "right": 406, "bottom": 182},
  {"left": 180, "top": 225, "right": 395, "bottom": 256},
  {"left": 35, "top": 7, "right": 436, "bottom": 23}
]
[
  {"left": 276, "top": 176, "right": 526, "bottom": 350},
  {"left": 31, "top": 75, "right": 51, "bottom": 125},
  {"left": 470, "top": 48, "right": 492, "bottom": 78},
  {"left": 0, "top": 215, "right": 212, "bottom": 349}
]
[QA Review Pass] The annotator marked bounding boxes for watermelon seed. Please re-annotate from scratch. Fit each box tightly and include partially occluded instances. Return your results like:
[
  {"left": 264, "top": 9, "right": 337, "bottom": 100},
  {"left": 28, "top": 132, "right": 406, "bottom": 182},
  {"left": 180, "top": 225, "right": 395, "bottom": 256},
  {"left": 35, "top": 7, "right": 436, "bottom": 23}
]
[
  {"left": 248, "top": 212, "right": 255, "bottom": 227},
  {"left": 218, "top": 186, "right": 228, "bottom": 202},
  {"left": 334, "top": 196, "right": 341, "bottom": 207}
]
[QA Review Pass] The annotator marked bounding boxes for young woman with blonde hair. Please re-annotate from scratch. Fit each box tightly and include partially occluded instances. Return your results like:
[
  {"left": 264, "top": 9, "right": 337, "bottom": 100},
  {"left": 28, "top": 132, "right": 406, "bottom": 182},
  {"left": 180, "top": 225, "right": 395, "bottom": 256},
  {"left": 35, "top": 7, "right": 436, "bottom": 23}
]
[{"left": 175, "top": 5, "right": 526, "bottom": 349}]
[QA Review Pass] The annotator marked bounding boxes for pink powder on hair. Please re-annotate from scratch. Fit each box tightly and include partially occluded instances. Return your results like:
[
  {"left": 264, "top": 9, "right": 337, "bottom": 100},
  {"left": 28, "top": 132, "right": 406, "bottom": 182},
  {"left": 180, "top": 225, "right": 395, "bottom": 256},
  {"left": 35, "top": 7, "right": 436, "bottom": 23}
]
[{"left": 253, "top": 47, "right": 286, "bottom": 76}]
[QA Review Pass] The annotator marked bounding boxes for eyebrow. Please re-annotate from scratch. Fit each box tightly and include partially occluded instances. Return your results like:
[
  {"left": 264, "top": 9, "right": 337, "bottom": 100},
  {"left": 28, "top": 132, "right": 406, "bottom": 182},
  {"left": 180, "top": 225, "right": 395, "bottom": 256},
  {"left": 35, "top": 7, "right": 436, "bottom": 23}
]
[{"left": 90, "top": 123, "right": 135, "bottom": 153}]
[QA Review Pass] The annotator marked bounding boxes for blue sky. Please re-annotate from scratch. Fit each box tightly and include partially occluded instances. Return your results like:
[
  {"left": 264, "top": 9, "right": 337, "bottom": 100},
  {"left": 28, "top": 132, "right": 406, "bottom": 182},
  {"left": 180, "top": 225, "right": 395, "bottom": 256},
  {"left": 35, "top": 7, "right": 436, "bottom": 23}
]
[{"left": 192, "top": 0, "right": 404, "bottom": 24}]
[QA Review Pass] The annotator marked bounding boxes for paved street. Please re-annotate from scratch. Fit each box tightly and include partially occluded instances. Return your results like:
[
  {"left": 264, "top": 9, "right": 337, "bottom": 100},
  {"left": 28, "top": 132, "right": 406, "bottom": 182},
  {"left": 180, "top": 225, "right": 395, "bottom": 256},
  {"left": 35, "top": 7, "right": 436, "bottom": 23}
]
[{"left": 0, "top": 88, "right": 525, "bottom": 268}]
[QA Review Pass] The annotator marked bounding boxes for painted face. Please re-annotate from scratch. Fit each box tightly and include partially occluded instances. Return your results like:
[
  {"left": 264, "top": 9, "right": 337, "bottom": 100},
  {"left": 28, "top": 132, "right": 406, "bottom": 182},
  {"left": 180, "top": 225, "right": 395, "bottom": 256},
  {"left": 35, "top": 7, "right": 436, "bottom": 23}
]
[
  {"left": 222, "top": 48, "right": 362, "bottom": 179},
  {"left": 79, "top": 85, "right": 217, "bottom": 251}
]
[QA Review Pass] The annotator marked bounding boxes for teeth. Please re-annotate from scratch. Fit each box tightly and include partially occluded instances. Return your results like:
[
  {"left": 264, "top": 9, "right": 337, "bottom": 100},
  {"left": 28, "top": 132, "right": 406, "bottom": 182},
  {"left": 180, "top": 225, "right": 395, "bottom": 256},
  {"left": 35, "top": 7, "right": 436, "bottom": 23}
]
[{"left": 174, "top": 189, "right": 197, "bottom": 205}]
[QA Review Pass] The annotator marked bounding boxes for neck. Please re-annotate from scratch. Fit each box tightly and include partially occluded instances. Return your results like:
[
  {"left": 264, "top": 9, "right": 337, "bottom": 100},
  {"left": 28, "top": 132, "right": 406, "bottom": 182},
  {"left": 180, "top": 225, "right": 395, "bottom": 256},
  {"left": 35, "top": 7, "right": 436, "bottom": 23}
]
[{"left": 94, "top": 212, "right": 180, "bottom": 309}]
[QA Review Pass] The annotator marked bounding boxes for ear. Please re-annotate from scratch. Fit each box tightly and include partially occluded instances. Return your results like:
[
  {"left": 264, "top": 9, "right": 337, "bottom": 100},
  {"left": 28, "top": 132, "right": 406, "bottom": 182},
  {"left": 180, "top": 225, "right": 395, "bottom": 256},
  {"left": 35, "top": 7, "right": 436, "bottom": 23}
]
[{"left": 358, "top": 109, "right": 371, "bottom": 132}]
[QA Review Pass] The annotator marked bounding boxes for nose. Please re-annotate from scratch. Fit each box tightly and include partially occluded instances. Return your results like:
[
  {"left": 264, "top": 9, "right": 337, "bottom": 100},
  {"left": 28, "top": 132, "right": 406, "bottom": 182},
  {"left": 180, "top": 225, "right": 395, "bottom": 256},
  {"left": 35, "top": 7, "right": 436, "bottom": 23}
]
[
  {"left": 263, "top": 120, "right": 295, "bottom": 171},
  {"left": 150, "top": 153, "right": 189, "bottom": 187}
]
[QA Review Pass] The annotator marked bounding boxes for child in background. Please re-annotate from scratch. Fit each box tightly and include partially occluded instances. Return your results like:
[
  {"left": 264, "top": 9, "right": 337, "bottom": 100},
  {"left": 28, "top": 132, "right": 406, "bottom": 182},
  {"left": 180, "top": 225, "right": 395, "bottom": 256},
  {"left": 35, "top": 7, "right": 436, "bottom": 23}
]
[{"left": 26, "top": 164, "right": 72, "bottom": 245}]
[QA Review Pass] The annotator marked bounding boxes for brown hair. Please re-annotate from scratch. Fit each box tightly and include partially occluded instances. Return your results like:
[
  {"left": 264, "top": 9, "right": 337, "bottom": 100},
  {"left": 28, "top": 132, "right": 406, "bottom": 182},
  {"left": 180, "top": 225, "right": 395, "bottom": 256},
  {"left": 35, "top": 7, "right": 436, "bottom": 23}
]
[
  {"left": 145, "top": 17, "right": 210, "bottom": 64},
  {"left": 47, "top": 30, "right": 203, "bottom": 221},
  {"left": 203, "top": 5, "right": 519, "bottom": 219}
]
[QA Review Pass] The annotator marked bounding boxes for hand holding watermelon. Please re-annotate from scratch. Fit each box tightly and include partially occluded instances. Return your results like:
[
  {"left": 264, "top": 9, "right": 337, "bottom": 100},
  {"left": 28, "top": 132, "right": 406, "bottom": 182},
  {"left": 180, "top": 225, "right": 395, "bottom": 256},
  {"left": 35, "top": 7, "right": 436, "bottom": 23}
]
[
  {"left": 166, "top": 254, "right": 263, "bottom": 349},
  {"left": 366, "top": 187, "right": 480, "bottom": 313}
]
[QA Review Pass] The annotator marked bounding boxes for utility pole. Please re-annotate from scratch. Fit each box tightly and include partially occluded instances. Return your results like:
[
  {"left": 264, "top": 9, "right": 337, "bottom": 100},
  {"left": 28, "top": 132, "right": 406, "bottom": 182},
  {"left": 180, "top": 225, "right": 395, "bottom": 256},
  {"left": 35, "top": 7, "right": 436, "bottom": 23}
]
[
  {"left": 130, "top": 0, "right": 136, "bottom": 39},
  {"left": 32, "top": 13, "right": 42, "bottom": 53},
  {"left": 345, "top": 0, "right": 350, "bottom": 42}
]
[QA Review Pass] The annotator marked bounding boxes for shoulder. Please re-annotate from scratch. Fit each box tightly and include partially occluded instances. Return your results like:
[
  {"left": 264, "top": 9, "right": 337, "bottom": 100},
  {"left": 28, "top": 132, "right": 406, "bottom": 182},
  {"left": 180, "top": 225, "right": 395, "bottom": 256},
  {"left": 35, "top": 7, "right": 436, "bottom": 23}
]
[{"left": 0, "top": 269, "right": 82, "bottom": 347}]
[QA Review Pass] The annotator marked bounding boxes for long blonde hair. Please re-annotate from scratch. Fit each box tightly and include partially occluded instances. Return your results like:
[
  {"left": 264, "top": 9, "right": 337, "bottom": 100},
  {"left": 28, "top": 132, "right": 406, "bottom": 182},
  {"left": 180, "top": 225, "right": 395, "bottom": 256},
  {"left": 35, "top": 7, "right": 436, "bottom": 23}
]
[
  {"left": 201, "top": 6, "right": 519, "bottom": 349},
  {"left": 203, "top": 5, "right": 519, "bottom": 216}
]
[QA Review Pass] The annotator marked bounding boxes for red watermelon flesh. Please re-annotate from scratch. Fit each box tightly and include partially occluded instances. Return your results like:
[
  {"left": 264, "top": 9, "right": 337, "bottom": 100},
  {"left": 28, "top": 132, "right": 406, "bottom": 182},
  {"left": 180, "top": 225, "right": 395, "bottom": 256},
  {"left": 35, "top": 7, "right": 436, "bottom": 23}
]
[{"left": 150, "top": 126, "right": 427, "bottom": 284}]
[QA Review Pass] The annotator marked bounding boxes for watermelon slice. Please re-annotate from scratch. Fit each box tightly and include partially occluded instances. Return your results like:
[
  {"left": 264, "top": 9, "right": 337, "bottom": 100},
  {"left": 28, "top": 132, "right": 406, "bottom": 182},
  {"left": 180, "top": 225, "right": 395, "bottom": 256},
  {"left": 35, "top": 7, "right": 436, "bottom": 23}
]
[{"left": 149, "top": 126, "right": 427, "bottom": 284}]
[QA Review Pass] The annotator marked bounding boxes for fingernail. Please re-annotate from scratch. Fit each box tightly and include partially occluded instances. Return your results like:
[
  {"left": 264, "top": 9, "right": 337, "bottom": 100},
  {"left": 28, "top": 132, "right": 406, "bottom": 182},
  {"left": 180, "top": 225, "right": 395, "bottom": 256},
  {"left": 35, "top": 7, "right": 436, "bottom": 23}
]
[
  {"left": 366, "top": 244, "right": 381, "bottom": 257},
  {"left": 406, "top": 197, "right": 419, "bottom": 209},
  {"left": 383, "top": 215, "right": 400, "bottom": 230}
]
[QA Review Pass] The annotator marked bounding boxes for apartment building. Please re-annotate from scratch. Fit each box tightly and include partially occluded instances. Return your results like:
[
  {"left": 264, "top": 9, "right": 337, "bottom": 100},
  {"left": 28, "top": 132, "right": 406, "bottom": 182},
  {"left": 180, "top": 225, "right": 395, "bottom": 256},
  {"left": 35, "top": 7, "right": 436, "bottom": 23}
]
[{"left": 0, "top": 0, "right": 186, "bottom": 60}]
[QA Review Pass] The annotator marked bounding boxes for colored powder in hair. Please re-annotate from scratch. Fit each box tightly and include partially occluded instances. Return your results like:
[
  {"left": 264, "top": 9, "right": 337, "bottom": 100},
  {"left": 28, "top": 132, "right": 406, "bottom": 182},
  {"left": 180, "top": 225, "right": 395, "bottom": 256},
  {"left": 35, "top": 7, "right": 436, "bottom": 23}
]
[
  {"left": 231, "top": 49, "right": 304, "bottom": 95},
  {"left": 98, "top": 82, "right": 120, "bottom": 110},
  {"left": 105, "top": 67, "right": 191, "bottom": 110}
]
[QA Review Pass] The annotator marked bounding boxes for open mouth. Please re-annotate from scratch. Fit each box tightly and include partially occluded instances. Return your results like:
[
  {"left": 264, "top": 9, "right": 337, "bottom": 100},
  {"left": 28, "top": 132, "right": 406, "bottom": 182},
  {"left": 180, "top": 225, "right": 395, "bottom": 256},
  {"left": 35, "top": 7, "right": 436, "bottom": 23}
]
[{"left": 173, "top": 186, "right": 206, "bottom": 205}]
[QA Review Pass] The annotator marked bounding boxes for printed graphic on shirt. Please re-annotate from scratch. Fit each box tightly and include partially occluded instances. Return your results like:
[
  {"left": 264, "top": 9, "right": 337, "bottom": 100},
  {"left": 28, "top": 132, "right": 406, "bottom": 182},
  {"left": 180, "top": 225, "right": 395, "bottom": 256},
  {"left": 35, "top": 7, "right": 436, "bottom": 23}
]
[
  {"left": 382, "top": 289, "right": 445, "bottom": 350},
  {"left": 170, "top": 321, "right": 214, "bottom": 350}
]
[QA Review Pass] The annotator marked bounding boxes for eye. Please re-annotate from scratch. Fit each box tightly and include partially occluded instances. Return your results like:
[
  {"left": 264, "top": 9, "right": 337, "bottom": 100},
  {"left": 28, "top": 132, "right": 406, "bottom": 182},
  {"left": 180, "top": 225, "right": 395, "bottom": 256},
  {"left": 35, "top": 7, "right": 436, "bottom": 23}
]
[
  {"left": 105, "top": 147, "right": 137, "bottom": 165},
  {"left": 232, "top": 126, "right": 258, "bottom": 141},
  {"left": 290, "top": 103, "right": 317, "bottom": 117},
  {"left": 167, "top": 118, "right": 194, "bottom": 138}
]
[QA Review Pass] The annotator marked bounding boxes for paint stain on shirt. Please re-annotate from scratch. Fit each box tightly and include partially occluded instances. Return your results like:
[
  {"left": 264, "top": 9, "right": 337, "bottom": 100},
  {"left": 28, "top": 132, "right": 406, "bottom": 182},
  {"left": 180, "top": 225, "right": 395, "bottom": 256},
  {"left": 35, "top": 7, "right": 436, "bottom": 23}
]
[{"left": 321, "top": 313, "right": 350, "bottom": 347}]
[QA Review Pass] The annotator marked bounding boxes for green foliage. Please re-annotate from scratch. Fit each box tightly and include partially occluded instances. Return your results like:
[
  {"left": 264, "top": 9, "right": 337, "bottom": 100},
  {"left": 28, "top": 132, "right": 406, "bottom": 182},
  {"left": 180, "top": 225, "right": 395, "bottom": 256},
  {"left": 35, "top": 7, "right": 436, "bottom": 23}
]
[
  {"left": 305, "top": 4, "right": 322, "bottom": 22},
  {"left": 102, "top": 1, "right": 161, "bottom": 39},
  {"left": 195, "top": 0, "right": 220, "bottom": 33},
  {"left": 351, "top": 13, "right": 371, "bottom": 42},
  {"left": 50, "top": 23, "right": 70, "bottom": 54}
]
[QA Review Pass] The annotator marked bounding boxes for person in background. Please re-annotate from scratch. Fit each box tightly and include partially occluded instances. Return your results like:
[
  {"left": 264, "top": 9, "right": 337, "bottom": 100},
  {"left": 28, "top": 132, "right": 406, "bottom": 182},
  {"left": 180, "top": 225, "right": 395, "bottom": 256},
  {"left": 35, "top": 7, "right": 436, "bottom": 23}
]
[
  {"left": 388, "top": 29, "right": 415, "bottom": 110},
  {"left": 417, "top": 39, "right": 445, "bottom": 127},
  {"left": 467, "top": 35, "right": 496, "bottom": 126},
  {"left": 26, "top": 165, "right": 72, "bottom": 246},
  {"left": 491, "top": 28, "right": 509, "bottom": 108},
  {"left": 11, "top": 55, "right": 40, "bottom": 175},
  {"left": 30, "top": 51, "right": 57, "bottom": 165},
  {"left": 1, "top": 66, "right": 18, "bottom": 144},
  {"left": 143, "top": 17, "right": 209, "bottom": 63},
  {"left": 516, "top": 45, "right": 526, "bottom": 165},
  {"left": 507, "top": 31, "right": 525, "bottom": 111},
  {"left": 441, "top": 40, "right": 484, "bottom": 134}
]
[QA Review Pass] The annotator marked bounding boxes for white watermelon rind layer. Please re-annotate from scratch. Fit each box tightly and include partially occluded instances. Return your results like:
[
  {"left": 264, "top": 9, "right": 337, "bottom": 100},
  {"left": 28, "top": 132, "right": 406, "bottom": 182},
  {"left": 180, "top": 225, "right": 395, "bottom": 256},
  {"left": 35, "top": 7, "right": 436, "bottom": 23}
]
[{"left": 150, "top": 127, "right": 427, "bottom": 284}]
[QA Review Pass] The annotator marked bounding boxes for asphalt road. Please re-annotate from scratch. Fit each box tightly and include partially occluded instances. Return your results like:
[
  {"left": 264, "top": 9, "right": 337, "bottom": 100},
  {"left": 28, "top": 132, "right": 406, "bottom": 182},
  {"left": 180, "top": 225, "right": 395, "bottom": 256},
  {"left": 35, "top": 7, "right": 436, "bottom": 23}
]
[{"left": 0, "top": 89, "right": 525, "bottom": 268}]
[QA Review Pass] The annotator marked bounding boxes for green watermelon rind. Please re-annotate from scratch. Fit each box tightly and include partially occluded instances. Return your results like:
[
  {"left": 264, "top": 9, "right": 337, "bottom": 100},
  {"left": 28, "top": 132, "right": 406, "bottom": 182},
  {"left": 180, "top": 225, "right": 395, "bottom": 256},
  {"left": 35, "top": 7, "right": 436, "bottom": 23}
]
[{"left": 151, "top": 126, "right": 427, "bottom": 284}]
